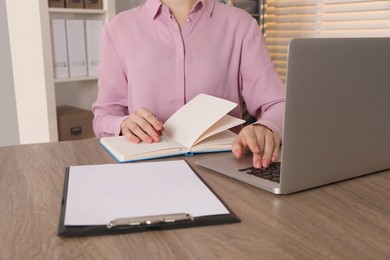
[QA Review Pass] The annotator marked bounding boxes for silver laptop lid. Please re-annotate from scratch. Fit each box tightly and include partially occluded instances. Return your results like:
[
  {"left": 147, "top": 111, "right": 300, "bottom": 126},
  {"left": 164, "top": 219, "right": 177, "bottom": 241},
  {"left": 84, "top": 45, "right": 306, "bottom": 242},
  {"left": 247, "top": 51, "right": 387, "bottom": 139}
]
[
  {"left": 280, "top": 38, "right": 390, "bottom": 194},
  {"left": 197, "top": 38, "right": 390, "bottom": 194}
]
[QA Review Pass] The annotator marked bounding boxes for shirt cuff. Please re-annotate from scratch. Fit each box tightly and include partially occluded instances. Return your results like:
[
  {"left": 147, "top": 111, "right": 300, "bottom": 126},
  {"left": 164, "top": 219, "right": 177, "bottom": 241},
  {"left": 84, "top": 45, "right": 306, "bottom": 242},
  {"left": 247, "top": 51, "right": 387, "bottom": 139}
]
[
  {"left": 253, "top": 119, "right": 283, "bottom": 141},
  {"left": 115, "top": 115, "right": 129, "bottom": 136}
]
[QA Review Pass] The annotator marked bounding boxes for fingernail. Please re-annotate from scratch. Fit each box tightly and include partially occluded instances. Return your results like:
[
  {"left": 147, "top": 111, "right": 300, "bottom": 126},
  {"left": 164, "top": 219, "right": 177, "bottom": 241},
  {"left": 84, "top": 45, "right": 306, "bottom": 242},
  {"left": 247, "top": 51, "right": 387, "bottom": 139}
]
[
  {"left": 131, "top": 137, "right": 140, "bottom": 144},
  {"left": 263, "top": 160, "right": 270, "bottom": 168},
  {"left": 255, "top": 160, "right": 261, "bottom": 168}
]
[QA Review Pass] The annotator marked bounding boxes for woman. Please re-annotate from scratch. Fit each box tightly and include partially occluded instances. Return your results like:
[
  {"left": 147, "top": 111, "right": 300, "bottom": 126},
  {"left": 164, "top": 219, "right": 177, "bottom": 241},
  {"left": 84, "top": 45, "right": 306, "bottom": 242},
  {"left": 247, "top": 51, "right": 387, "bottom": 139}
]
[{"left": 92, "top": 0, "right": 285, "bottom": 168}]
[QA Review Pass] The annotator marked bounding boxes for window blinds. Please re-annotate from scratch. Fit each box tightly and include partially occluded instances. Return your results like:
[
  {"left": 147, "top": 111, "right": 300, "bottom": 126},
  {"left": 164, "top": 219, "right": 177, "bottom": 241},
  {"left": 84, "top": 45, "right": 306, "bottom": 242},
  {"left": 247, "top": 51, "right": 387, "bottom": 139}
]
[{"left": 263, "top": 0, "right": 390, "bottom": 81}]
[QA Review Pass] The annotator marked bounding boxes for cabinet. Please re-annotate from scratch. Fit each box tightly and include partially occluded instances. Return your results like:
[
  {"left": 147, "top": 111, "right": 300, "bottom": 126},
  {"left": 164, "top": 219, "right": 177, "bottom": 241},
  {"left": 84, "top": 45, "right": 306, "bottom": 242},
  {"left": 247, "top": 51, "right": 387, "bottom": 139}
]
[
  {"left": 5, "top": 1, "right": 115, "bottom": 144},
  {"left": 49, "top": 1, "right": 116, "bottom": 141}
]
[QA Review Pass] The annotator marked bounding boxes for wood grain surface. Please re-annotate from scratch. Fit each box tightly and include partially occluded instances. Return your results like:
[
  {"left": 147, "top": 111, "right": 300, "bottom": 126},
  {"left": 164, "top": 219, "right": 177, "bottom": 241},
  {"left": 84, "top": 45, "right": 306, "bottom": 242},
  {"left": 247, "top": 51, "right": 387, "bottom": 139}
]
[{"left": 0, "top": 138, "right": 389, "bottom": 259}]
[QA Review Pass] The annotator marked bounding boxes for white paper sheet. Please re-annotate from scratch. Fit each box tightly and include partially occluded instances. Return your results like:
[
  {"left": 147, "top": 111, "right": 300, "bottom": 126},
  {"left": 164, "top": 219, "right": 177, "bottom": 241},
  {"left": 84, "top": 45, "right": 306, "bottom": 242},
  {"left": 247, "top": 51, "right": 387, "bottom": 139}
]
[{"left": 64, "top": 160, "right": 229, "bottom": 226}]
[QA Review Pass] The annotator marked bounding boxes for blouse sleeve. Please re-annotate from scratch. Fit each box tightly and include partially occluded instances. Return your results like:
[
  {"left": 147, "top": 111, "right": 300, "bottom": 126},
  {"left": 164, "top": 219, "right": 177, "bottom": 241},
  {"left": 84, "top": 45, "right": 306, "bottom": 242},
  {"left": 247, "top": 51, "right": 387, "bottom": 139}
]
[
  {"left": 92, "top": 26, "right": 129, "bottom": 138},
  {"left": 240, "top": 19, "right": 286, "bottom": 140}
]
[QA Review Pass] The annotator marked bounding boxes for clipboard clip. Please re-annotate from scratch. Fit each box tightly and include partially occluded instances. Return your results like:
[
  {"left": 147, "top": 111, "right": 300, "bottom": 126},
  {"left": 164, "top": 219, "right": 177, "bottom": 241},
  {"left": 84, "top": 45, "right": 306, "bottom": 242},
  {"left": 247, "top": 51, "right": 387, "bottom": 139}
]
[{"left": 107, "top": 213, "right": 193, "bottom": 229}]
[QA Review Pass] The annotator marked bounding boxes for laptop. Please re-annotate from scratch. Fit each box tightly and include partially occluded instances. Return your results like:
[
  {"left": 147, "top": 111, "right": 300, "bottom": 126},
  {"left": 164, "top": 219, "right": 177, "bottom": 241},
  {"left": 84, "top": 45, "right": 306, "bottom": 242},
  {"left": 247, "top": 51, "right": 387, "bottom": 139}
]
[{"left": 196, "top": 38, "right": 390, "bottom": 194}]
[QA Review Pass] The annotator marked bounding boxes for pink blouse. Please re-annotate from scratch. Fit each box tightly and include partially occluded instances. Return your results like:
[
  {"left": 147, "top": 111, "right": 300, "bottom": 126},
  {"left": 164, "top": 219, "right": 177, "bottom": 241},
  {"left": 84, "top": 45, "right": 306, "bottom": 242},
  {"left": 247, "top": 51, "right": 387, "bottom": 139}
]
[{"left": 92, "top": 0, "right": 285, "bottom": 139}]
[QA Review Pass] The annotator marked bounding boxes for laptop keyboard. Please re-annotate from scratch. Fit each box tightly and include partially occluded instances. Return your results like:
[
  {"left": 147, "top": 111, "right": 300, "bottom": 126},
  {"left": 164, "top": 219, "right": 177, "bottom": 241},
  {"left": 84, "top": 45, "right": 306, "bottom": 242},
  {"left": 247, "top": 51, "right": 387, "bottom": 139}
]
[{"left": 238, "top": 162, "right": 281, "bottom": 183}]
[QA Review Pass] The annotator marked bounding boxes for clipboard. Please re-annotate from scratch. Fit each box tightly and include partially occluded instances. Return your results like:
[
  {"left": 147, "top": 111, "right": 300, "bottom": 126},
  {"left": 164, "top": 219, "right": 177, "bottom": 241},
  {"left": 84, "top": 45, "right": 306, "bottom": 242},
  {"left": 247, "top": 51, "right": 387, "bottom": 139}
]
[{"left": 58, "top": 160, "right": 240, "bottom": 237}]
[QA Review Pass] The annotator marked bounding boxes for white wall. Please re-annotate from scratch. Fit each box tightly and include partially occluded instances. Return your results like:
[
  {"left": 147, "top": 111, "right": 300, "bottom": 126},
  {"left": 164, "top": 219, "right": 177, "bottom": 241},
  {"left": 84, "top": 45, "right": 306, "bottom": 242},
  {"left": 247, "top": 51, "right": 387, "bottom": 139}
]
[
  {"left": 6, "top": 0, "right": 58, "bottom": 144},
  {"left": 0, "top": 0, "right": 20, "bottom": 146}
]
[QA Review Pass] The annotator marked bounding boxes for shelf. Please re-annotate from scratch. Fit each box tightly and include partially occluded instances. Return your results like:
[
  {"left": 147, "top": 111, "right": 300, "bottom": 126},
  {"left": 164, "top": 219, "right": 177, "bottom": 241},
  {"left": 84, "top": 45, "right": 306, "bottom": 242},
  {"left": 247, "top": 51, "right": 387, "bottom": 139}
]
[
  {"left": 54, "top": 76, "right": 98, "bottom": 83},
  {"left": 49, "top": 8, "right": 106, "bottom": 15}
]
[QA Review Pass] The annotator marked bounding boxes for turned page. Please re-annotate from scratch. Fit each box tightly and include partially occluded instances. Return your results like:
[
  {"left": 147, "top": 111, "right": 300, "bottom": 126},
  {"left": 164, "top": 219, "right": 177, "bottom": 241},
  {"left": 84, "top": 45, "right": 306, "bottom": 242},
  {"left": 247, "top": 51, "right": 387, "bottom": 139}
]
[{"left": 163, "top": 94, "right": 244, "bottom": 148}]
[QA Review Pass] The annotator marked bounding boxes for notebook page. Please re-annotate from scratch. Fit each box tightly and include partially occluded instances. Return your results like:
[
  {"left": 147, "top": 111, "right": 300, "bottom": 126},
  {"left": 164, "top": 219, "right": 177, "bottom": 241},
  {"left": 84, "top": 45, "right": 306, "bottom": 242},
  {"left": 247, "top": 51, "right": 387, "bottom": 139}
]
[
  {"left": 193, "top": 115, "right": 245, "bottom": 146},
  {"left": 64, "top": 160, "right": 229, "bottom": 226},
  {"left": 163, "top": 94, "right": 238, "bottom": 148}
]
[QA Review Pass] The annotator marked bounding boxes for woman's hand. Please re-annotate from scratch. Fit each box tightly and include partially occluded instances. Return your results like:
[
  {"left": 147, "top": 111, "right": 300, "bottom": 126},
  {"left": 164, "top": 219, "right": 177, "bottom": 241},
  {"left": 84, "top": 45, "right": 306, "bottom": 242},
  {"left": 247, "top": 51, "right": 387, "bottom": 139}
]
[
  {"left": 232, "top": 124, "right": 280, "bottom": 168},
  {"left": 121, "top": 108, "right": 164, "bottom": 143}
]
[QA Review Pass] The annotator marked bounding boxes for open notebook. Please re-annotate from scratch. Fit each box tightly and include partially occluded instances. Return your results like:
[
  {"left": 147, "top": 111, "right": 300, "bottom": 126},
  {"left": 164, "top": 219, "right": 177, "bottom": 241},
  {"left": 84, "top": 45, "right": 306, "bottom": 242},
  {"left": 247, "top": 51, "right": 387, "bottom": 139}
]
[{"left": 100, "top": 94, "right": 245, "bottom": 162}]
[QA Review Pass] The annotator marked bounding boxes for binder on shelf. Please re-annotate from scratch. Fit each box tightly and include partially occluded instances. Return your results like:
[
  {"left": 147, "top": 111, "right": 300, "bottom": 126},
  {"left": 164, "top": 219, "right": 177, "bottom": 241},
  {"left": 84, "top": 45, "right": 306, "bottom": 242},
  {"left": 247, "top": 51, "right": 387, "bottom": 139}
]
[
  {"left": 85, "top": 20, "right": 104, "bottom": 76},
  {"left": 84, "top": 0, "right": 102, "bottom": 9},
  {"left": 51, "top": 19, "right": 69, "bottom": 79},
  {"left": 58, "top": 160, "right": 240, "bottom": 237},
  {"left": 66, "top": 20, "right": 88, "bottom": 77},
  {"left": 65, "top": 0, "right": 84, "bottom": 8},
  {"left": 49, "top": 0, "right": 65, "bottom": 8}
]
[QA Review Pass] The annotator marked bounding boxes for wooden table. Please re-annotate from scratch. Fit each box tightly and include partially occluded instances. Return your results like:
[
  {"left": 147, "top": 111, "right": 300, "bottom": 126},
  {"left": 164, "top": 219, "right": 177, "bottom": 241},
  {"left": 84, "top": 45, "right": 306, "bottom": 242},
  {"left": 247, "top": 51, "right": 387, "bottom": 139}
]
[{"left": 1, "top": 138, "right": 389, "bottom": 259}]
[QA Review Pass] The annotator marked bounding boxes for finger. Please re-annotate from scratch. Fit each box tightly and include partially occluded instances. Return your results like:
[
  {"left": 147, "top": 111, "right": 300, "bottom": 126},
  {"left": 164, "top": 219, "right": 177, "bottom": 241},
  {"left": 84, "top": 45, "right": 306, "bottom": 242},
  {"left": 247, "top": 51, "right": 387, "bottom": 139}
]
[
  {"left": 231, "top": 136, "right": 245, "bottom": 158},
  {"left": 126, "top": 120, "right": 154, "bottom": 143},
  {"left": 138, "top": 109, "right": 164, "bottom": 141},
  {"left": 130, "top": 109, "right": 162, "bottom": 142},
  {"left": 243, "top": 126, "right": 261, "bottom": 155},
  {"left": 260, "top": 131, "right": 274, "bottom": 168},
  {"left": 121, "top": 122, "right": 141, "bottom": 143},
  {"left": 271, "top": 135, "right": 281, "bottom": 162},
  {"left": 252, "top": 152, "right": 262, "bottom": 169},
  {"left": 137, "top": 108, "right": 164, "bottom": 132}
]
